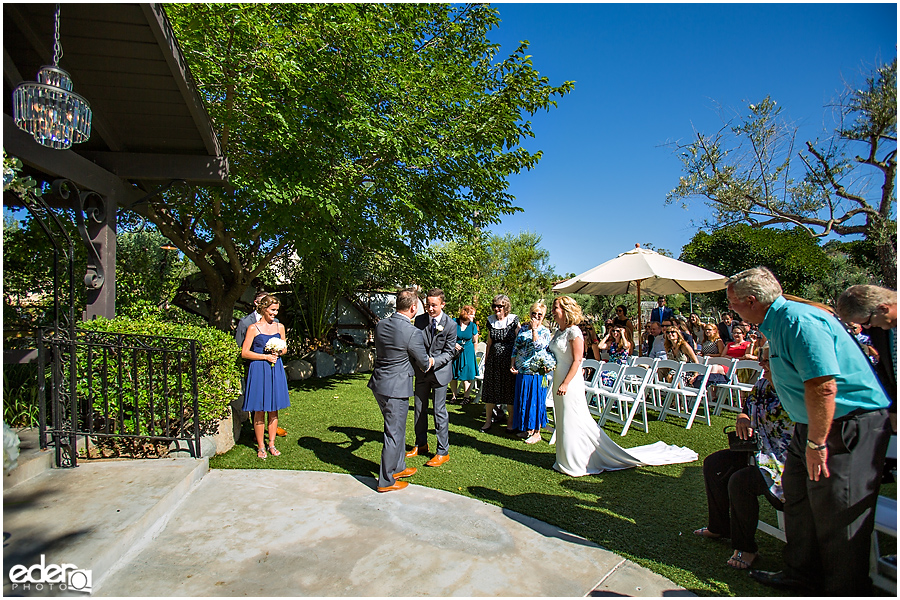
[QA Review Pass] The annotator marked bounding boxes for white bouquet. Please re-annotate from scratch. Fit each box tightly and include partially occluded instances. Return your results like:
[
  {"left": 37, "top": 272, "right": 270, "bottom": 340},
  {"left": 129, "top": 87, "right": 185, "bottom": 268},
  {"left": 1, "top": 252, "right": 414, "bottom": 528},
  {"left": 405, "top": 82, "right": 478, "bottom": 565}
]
[{"left": 263, "top": 337, "right": 287, "bottom": 367}]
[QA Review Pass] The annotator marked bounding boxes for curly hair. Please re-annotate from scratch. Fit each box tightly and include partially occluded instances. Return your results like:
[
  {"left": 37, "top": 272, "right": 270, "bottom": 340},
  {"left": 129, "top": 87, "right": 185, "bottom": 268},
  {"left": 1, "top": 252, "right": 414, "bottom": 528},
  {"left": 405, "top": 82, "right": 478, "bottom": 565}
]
[{"left": 552, "top": 295, "right": 583, "bottom": 329}]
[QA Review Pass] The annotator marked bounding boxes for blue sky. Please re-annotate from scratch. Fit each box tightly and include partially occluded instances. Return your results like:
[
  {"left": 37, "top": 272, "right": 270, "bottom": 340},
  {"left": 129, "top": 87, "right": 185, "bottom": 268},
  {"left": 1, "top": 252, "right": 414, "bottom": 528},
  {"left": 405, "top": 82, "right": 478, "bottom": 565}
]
[{"left": 485, "top": 2, "right": 897, "bottom": 277}]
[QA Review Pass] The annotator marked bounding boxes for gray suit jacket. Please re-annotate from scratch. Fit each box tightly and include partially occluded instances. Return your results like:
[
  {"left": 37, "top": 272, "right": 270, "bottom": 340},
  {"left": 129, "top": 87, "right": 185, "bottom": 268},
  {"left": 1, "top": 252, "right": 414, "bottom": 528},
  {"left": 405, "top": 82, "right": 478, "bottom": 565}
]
[
  {"left": 413, "top": 312, "right": 458, "bottom": 387},
  {"left": 235, "top": 312, "right": 278, "bottom": 347},
  {"left": 368, "top": 313, "right": 431, "bottom": 399}
]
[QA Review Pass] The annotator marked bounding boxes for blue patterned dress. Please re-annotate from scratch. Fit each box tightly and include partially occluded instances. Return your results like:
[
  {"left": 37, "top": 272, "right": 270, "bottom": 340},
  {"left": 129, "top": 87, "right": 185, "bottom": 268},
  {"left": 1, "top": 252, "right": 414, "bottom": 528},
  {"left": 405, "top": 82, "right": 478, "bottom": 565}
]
[
  {"left": 511, "top": 325, "right": 551, "bottom": 431},
  {"left": 746, "top": 378, "right": 791, "bottom": 501},
  {"left": 242, "top": 332, "right": 291, "bottom": 413}
]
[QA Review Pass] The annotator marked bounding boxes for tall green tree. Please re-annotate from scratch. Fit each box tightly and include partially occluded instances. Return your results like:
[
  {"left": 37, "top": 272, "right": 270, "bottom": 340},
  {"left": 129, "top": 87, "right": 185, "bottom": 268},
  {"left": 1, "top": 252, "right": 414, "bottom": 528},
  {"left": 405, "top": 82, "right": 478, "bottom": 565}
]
[
  {"left": 680, "top": 225, "right": 835, "bottom": 305},
  {"left": 668, "top": 59, "right": 896, "bottom": 288},
  {"left": 144, "top": 4, "right": 572, "bottom": 330}
]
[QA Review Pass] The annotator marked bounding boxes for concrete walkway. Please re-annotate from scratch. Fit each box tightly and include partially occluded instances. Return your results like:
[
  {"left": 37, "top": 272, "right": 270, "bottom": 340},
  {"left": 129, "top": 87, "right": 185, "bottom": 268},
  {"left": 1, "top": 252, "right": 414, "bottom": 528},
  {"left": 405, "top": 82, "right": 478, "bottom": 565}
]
[{"left": 3, "top": 432, "right": 693, "bottom": 597}]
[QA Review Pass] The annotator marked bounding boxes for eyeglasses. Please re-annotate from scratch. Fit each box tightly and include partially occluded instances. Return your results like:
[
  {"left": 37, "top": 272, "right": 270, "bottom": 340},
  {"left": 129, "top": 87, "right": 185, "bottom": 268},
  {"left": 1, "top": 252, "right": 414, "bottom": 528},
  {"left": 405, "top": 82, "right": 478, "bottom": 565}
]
[
  {"left": 666, "top": 331, "right": 678, "bottom": 336},
  {"left": 531, "top": 312, "right": 543, "bottom": 317},
  {"left": 858, "top": 311, "right": 876, "bottom": 328},
  {"left": 492, "top": 304, "right": 504, "bottom": 309}
]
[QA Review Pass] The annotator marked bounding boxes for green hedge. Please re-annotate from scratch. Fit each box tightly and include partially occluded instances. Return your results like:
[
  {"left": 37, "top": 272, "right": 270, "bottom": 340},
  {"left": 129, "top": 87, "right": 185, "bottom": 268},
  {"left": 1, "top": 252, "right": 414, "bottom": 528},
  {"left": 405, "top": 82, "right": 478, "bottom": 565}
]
[{"left": 77, "top": 317, "right": 242, "bottom": 427}]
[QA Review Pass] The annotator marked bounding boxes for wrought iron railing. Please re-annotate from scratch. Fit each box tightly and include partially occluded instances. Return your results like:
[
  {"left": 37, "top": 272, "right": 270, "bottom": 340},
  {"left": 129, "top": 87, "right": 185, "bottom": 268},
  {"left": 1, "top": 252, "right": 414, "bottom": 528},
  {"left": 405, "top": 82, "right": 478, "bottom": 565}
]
[{"left": 38, "top": 327, "right": 201, "bottom": 467}]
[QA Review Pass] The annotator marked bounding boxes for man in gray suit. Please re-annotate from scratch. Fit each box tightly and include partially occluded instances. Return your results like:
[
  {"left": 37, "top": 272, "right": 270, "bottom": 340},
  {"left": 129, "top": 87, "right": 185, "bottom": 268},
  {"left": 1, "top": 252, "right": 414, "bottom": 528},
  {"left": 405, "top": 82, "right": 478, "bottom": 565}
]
[
  {"left": 236, "top": 290, "right": 286, "bottom": 437},
  {"left": 368, "top": 288, "right": 433, "bottom": 492},
  {"left": 407, "top": 288, "right": 457, "bottom": 466}
]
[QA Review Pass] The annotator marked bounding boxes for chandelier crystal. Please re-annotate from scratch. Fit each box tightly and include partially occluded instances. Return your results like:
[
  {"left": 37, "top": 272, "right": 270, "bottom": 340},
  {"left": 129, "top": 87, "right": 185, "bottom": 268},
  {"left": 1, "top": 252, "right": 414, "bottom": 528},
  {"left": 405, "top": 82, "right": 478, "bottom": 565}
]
[{"left": 12, "top": 5, "right": 92, "bottom": 150}]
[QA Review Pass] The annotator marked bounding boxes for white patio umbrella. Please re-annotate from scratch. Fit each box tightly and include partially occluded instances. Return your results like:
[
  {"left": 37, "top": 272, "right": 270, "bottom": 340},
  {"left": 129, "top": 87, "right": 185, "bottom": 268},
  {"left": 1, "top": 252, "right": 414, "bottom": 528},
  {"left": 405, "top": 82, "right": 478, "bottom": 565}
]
[{"left": 553, "top": 244, "right": 728, "bottom": 355}]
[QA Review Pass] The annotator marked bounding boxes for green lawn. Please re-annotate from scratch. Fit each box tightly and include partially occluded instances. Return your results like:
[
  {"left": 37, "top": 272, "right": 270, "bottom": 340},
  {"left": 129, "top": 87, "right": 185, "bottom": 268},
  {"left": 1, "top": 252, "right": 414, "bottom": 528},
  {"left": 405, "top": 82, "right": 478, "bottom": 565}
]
[{"left": 211, "top": 374, "right": 895, "bottom": 596}]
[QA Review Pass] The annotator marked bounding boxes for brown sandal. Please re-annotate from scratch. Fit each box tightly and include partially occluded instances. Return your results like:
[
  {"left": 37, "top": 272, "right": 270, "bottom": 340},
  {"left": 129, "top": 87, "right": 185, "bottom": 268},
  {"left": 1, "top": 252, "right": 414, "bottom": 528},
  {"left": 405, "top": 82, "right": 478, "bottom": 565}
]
[{"left": 726, "top": 550, "right": 758, "bottom": 570}]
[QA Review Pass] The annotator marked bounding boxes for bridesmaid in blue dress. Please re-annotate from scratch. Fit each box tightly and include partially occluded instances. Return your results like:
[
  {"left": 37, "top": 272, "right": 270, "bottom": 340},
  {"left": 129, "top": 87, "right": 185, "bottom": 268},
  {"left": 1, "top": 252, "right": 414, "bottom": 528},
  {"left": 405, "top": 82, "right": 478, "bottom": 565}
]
[{"left": 241, "top": 295, "right": 291, "bottom": 459}]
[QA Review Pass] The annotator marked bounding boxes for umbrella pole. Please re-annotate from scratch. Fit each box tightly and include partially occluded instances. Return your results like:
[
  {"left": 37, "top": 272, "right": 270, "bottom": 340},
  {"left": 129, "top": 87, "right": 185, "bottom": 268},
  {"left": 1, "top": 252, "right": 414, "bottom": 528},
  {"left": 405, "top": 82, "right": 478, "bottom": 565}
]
[{"left": 636, "top": 280, "right": 642, "bottom": 357}]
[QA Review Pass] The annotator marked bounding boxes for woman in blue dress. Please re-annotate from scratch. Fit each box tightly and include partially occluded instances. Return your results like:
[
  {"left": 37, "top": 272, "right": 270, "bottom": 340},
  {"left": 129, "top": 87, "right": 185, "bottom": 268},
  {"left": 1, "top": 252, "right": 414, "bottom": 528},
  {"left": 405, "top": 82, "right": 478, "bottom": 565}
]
[
  {"left": 449, "top": 305, "right": 479, "bottom": 404},
  {"left": 241, "top": 295, "right": 291, "bottom": 459},
  {"left": 510, "top": 301, "right": 551, "bottom": 443}
]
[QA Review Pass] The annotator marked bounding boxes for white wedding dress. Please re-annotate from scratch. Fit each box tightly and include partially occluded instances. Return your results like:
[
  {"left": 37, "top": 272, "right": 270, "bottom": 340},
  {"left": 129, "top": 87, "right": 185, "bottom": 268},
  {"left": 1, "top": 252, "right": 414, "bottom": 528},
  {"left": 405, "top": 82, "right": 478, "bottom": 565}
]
[{"left": 550, "top": 326, "right": 698, "bottom": 477}]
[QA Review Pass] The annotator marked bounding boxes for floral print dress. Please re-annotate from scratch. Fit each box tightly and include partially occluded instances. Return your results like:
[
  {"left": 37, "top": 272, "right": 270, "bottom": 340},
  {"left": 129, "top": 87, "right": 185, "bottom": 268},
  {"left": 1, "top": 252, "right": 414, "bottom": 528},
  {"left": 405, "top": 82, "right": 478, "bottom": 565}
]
[{"left": 746, "top": 378, "right": 792, "bottom": 502}]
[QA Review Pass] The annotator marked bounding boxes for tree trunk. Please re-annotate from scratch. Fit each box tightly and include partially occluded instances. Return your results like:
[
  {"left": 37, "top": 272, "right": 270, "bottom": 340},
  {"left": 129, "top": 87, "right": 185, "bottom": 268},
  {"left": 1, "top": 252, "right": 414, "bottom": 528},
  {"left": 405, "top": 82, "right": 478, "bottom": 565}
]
[
  {"left": 204, "top": 271, "right": 249, "bottom": 332},
  {"left": 868, "top": 215, "right": 897, "bottom": 290}
]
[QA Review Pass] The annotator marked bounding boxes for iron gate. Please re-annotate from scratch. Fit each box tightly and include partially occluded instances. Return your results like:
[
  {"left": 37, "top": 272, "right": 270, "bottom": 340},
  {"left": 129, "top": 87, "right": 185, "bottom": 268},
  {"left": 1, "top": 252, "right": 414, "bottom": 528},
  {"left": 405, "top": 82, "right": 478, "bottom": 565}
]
[{"left": 38, "top": 327, "right": 201, "bottom": 467}]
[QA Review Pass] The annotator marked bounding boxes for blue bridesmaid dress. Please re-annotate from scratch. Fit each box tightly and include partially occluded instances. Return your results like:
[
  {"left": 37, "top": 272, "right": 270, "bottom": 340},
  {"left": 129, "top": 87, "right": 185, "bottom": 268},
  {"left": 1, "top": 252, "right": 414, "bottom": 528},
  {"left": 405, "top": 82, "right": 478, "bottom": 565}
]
[{"left": 242, "top": 332, "right": 291, "bottom": 412}]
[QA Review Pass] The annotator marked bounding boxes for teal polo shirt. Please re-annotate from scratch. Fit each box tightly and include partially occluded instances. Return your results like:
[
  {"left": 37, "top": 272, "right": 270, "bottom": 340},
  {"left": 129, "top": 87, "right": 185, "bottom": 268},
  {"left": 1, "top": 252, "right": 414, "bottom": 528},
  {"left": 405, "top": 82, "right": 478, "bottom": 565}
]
[{"left": 758, "top": 295, "right": 890, "bottom": 424}]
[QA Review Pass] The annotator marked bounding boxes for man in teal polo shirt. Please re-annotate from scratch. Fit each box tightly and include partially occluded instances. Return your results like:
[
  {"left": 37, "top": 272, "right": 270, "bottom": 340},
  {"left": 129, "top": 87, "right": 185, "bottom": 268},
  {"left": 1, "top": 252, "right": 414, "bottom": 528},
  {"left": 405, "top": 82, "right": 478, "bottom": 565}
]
[{"left": 725, "top": 267, "right": 891, "bottom": 595}]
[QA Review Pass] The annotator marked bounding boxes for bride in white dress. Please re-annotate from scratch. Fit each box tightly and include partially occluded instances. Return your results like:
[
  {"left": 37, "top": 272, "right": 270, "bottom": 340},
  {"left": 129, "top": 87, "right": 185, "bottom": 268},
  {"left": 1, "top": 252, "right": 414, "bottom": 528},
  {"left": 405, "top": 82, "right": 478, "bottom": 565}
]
[{"left": 549, "top": 296, "right": 698, "bottom": 477}]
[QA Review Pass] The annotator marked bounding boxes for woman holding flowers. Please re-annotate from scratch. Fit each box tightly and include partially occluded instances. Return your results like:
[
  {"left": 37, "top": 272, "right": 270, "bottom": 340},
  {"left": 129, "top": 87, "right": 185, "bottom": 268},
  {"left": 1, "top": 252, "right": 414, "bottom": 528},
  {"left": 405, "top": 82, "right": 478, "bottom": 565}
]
[
  {"left": 510, "top": 301, "right": 553, "bottom": 444},
  {"left": 241, "top": 294, "right": 290, "bottom": 459}
]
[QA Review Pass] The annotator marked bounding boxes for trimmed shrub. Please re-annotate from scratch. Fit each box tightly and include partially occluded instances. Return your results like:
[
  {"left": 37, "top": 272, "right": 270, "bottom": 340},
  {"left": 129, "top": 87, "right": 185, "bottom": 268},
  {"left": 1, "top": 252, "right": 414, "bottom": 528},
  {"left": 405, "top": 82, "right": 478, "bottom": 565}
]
[{"left": 77, "top": 317, "right": 242, "bottom": 429}]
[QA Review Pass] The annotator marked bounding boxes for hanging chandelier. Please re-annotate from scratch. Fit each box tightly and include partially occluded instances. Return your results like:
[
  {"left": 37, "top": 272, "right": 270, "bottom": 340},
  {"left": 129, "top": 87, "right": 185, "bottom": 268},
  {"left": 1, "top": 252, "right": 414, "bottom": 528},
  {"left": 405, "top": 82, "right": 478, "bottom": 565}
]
[{"left": 12, "top": 4, "right": 92, "bottom": 150}]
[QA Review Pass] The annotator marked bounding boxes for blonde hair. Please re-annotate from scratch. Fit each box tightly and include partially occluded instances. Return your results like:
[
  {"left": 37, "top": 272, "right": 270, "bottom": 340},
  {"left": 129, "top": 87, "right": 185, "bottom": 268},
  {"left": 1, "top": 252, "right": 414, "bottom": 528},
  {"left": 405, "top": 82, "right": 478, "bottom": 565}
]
[
  {"left": 529, "top": 300, "right": 547, "bottom": 319},
  {"left": 552, "top": 295, "right": 583, "bottom": 329},
  {"left": 663, "top": 327, "right": 689, "bottom": 355}
]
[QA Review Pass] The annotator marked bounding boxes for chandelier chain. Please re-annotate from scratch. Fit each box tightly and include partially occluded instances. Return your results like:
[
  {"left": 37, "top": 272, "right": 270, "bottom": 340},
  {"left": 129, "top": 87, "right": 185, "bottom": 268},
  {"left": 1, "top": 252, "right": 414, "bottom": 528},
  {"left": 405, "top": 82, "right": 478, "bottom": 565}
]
[{"left": 52, "top": 4, "right": 62, "bottom": 66}]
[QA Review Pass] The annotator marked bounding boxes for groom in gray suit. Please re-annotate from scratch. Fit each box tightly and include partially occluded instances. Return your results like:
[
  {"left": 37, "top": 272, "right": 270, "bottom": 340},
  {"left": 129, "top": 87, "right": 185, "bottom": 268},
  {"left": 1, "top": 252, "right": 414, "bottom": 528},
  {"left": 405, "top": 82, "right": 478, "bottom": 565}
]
[
  {"left": 408, "top": 288, "right": 457, "bottom": 466},
  {"left": 368, "top": 288, "right": 433, "bottom": 492}
]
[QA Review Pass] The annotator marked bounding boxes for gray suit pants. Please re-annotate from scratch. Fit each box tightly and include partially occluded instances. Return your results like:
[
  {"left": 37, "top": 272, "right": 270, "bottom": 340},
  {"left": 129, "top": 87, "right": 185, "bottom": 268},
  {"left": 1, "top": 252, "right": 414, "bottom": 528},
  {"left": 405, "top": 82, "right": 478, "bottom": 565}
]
[
  {"left": 375, "top": 393, "right": 408, "bottom": 488},
  {"left": 414, "top": 380, "right": 449, "bottom": 455},
  {"left": 783, "top": 409, "right": 890, "bottom": 595}
]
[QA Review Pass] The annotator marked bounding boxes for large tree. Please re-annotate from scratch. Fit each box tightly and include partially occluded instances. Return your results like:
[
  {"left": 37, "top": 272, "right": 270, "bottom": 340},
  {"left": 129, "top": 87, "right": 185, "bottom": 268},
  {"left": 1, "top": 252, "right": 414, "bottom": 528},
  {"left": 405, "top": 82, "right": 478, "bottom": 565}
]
[
  {"left": 140, "top": 4, "right": 572, "bottom": 329},
  {"left": 668, "top": 59, "right": 896, "bottom": 288}
]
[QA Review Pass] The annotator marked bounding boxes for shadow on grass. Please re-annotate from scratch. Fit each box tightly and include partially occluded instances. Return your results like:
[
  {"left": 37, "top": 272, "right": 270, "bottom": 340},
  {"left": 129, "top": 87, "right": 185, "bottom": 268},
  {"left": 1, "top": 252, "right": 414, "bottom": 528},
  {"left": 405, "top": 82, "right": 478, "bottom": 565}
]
[
  {"left": 288, "top": 373, "right": 368, "bottom": 393},
  {"left": 297, "top": 426, "right": 380, "bottom": 477}
]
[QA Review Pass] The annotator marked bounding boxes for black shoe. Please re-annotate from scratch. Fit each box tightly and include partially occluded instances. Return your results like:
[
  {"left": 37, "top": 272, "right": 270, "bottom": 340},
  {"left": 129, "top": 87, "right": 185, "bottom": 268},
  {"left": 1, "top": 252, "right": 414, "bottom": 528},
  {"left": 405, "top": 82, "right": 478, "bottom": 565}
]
[{"left": 748, "top": 570, "right": 814, "bottom": 593}]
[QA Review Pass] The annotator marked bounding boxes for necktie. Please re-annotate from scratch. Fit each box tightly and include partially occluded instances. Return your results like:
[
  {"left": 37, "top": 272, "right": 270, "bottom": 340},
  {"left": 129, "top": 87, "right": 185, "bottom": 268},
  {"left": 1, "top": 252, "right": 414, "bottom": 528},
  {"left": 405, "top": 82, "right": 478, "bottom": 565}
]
[{"left": 431, "top": 318, "right": 436, "bottom": 334}]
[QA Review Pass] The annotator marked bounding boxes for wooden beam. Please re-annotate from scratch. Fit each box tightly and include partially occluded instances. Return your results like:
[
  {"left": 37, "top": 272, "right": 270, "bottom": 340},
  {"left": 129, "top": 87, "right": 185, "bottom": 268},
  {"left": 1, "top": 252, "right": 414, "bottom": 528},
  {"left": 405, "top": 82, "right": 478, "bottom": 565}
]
[
  {"left": 143, "top": 4, "right": 223, "bottom": 158},
  {"left": 4, "top": 113, "right": 142, "bottom": 207},
  {"left": 79, "top": 151, "right": 228, "bottom": 184}
]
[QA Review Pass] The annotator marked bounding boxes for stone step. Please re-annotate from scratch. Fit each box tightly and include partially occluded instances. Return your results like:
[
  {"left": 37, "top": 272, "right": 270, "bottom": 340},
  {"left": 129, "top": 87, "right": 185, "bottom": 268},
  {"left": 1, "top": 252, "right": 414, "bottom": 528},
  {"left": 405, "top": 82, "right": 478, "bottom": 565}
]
[{"left": 3, "top": 458, "right": 208, "bottom": 595}]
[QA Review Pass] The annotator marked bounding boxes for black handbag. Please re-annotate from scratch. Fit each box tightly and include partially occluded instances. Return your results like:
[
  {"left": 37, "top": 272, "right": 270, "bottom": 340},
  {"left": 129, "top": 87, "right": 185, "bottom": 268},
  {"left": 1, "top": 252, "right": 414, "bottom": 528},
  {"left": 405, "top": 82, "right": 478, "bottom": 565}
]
[{"left": 724, "top": 425, "right": 760, "bottom": 452}]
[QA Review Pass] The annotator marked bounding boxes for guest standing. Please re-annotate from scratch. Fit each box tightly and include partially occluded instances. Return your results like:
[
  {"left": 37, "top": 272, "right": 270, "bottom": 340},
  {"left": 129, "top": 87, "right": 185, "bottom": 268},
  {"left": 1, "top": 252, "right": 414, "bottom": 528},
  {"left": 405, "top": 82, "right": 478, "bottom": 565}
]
[
  {"left": 510, "top": 302, "right": 551, "bottom": 444},
  {"left": 241, "top": 295, "right": 291, "bottom": 459},
  {"left": 449, "top": 305, "right": 479, "bottom": 404},
  {"left": 481, "top": 294, "right": 519, "bottom": 432},
  {"left": 726, "top": 267, "right": 891, "bottom": 595}
]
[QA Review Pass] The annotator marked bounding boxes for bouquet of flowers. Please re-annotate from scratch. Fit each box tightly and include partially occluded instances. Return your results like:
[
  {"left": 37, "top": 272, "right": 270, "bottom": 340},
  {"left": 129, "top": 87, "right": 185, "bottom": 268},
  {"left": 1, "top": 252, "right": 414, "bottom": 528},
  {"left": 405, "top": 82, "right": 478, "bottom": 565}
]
[
  {"left": 526, "top": 350, "right": 557, "bottom": 375},
  {"left": 263, "top": 337, "right": 287, "bottom": 367}
]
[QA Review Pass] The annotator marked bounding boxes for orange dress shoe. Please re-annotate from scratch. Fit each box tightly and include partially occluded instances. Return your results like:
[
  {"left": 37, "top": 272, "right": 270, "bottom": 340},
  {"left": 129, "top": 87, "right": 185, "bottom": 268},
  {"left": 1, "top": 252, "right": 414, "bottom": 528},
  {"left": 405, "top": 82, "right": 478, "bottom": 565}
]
[
  {"left": 405, "top": 444, "right": 428, "bottom": 458},
  {"left": 276, "top": 427, "right": 287, "bottom": 437},
  {"left": 376, "top": 480, "right": 409, "bottom": 493},
  {"left": 394, "top": 467, "right": 417, "bottom": 479},
  {"left": 425, "top": 454, "right": 449, "bottom": 467}
]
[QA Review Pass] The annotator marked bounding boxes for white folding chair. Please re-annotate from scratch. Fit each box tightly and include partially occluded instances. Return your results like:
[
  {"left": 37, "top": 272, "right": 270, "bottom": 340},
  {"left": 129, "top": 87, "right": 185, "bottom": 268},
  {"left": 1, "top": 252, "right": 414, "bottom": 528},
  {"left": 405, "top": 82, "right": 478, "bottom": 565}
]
[
  {"left": 644, "top": 359, "right": 682, "bottom": 414},
  {"left": 473, "top": 350, "right": 486, "bottom": 398},
  {"left": 628, "top": 356, "right": 656, "bottom": 369},
  {"left": 586, "top": 362, "right": 622, "bottom": 417},
  {"left": 658, "top": 362, "right": 712, "bottom": 429},
  {"left": 597, "top": 365, "right": 653, "bottom": 435},
  {"left": 871, "top": 435, "right": 897, "bottom": 594},
  {"left": 713, "top": 360, "right": 763, "bottom": 415},
  {"left": 544, "top": 373, "right": 556, "bottom": 445}
]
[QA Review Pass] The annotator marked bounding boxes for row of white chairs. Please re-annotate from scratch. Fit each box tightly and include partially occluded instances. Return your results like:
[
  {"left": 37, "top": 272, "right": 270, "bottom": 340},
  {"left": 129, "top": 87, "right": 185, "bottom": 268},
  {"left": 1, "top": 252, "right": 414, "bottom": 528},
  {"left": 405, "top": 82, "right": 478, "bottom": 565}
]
[{"left": 579, "top": 356, "right": 763, "bottom": 435}]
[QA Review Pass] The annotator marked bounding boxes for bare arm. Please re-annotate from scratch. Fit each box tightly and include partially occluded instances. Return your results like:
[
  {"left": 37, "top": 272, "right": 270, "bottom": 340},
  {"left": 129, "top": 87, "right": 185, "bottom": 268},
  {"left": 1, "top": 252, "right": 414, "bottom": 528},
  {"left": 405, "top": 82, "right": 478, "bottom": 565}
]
[
  {"left": 804, "top": 375, "right": 837, "bottom": 481},
  {"left": 557, "top": 333, "right": 584, "bottom": 396},
  {"left": 682, "top": 342, "right": 699, "bottom": 364}
]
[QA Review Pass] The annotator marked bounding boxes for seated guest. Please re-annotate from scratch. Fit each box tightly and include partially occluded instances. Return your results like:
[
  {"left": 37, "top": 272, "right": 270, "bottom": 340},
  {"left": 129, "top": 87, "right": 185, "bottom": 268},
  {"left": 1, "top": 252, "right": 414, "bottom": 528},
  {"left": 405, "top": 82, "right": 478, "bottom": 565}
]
[
  {"left": 688, "top": 313, "right": 704, "bottom": 348},
  {"left": 663, "top": 327, "right": 727, "bottom": 387},
  {"left": 721, "top": 325, "right": 755, "bottom": 359},
  {"left": 579, "top": 320, "right": 600, "bottom": 360},
  {"left": 717, "top": 312, "right": 735, "bottom": 343},
  {"left": 647, "top": 321, "right": 668, "bottom": 358},
  {"left": 848, "top": 322, "right": 878, "bottom": 364},
  {"left": 699, "top": 323, "right": 725, "bottom": 357},
  {"left": 675, "top": 317, "right": 697, "bottom": 350},
  {"left": 612, "top": 304, "right": 635, "bottom": 344},
  {"left": 650, "top": 296, "right": 674, "bottom": 323},
  {"left": 598, "top": 326, "right": 632, "bottom": 364},
  {"left": 694, "top": 349, "right": 791, "bottom": 571}
]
